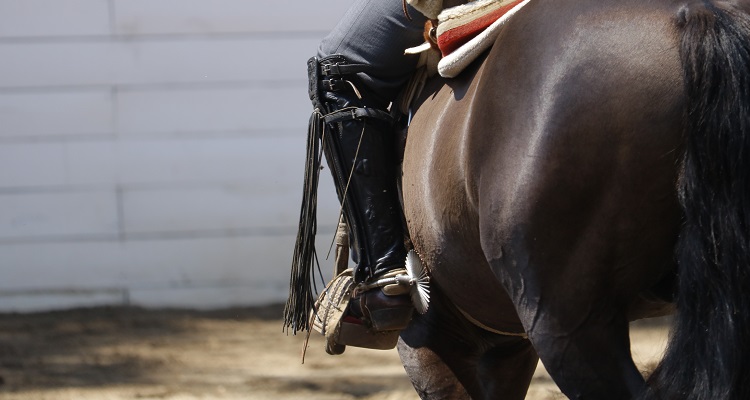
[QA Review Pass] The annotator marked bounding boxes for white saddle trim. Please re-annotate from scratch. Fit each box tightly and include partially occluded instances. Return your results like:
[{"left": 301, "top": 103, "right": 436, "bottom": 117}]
[{"left": 438, "top": 0, "right": 532, "bottom": 78}]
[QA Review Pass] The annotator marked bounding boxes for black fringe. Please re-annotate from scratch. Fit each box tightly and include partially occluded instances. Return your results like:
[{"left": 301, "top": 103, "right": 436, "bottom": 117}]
[{"left": 283, "top": 111, "right": 325, "bottom": 334}]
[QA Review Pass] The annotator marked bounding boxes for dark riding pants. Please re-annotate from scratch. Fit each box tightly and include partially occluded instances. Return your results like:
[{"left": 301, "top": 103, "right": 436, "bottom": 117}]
[{"left": 318, "top": 0, "right": 428, "bottom": 105}]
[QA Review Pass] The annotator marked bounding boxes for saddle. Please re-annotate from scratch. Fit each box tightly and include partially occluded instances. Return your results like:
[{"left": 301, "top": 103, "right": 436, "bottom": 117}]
[{"left": 406, "top": 0, "right": 532, "bottom": 78}]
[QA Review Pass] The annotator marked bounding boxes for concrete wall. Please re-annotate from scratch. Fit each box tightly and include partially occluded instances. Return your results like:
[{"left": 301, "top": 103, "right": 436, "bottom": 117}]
[{"left": 0, "top": 0, "right": 352, "bottom": 311}]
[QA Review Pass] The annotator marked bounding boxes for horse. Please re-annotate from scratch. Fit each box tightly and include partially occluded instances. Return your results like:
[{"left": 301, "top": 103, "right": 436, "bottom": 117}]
[{"left": 397, "top": 0, "right": 750, "bottom": 398}]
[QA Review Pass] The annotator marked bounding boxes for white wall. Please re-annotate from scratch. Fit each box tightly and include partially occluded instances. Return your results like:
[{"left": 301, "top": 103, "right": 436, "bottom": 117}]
[{"left": 0, "top": 0, "right": 353, "bottom": 311}]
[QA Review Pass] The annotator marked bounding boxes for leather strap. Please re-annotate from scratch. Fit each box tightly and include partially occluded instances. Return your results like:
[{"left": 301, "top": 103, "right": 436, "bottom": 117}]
[
  {"left": 457, "top": 306, "right": 528, "bottom": 338},
  {"left": 324, "top": 107, "right": 395, "bottom": 126},
  {"left": 321, "top": 62, "right": 373, "bottom": 76},
  {"left": 321, "top": 78, "right": 355, "bottom": 92}
]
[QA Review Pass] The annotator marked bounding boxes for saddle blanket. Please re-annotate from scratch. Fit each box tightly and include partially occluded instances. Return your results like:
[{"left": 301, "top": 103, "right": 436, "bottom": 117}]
[{"left": 407, "top": 0, "right": 532, "bottom": 78}]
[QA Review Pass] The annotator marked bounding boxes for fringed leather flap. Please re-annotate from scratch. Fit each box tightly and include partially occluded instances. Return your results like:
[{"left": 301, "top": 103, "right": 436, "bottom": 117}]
[{"left": 283, "top": 111, "right": 325, "bottom": 334}]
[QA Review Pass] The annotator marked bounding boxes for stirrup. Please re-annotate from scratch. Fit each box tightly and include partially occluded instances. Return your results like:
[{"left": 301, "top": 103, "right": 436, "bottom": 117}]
[
  {"left": 310, "top": 251, "right": 430, "bottom": 354},
  {"left": 311, "top": 269, "right": 401, "bottom": 354}
]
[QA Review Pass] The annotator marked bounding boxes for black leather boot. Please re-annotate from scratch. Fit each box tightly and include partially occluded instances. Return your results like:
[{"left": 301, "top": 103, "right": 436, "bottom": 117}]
[{"left": 309, "top": 55, "right": 414, "bottom": 333}]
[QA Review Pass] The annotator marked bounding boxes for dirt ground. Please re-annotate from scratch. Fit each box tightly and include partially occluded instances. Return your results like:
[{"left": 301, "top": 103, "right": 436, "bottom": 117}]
[{"left": 0, "top": 305, "right": 670, "bottom": 400}]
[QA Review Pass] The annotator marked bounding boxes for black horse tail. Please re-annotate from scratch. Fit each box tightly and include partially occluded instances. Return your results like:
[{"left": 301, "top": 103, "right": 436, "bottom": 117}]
[{"left": 645, "top": 2, "right": 750, "bottom": 399}]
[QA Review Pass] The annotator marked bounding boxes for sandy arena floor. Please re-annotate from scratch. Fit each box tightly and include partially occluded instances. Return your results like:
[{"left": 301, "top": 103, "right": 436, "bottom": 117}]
[{"left": 0, "top": 305, "right": 670, "bottom": 399}]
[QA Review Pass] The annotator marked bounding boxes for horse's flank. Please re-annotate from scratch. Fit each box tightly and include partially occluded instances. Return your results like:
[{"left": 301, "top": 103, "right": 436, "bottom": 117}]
[
  {"left": 400, "top": 0, "right": 750, "bottom": 398},
  {"left": 405, "top": 0, "right": 683, "bottom": 334}
]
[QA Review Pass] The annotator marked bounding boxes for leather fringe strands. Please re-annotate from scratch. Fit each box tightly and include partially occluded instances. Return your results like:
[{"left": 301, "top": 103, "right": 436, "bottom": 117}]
[{"left": 283, "top": 110, "right": 326, "bottom": 334}]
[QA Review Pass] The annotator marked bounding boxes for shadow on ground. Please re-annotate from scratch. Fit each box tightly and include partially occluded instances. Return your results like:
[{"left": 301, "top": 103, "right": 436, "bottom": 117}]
[{"left": 0, "top": 305, "right": 285, "bottom": 391}]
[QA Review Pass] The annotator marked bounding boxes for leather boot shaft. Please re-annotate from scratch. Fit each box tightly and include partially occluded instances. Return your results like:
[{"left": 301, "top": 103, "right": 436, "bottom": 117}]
[{"left": 310, "top": 55, "right": 407, "bottom": 283}]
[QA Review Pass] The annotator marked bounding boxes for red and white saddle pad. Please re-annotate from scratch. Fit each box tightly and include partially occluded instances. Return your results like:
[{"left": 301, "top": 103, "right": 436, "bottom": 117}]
[{"left": 407, "top": 0, "right": 532, "bottom": 78}]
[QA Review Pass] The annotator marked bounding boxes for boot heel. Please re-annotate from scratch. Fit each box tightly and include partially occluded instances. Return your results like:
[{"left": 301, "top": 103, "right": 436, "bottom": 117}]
[{"left": 361, "top": 288, "right": 414, "bottom": 331}]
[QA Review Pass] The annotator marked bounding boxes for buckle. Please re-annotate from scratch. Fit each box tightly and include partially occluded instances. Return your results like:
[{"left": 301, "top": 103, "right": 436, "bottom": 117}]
[
  {"left": 322, "top": 79, "right": 345, "bottom": 92},
  {"left": 321, "top": 63, "right": 341, "bottom": 76}
]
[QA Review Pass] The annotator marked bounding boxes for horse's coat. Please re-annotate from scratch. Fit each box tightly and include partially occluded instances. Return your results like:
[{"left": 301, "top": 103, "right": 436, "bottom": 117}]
[{"left": 399, "top": 0, "right": 750, "bottom": 398}]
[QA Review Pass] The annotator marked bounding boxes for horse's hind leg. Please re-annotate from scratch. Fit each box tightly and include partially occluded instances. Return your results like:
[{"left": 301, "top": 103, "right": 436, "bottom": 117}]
[
  {"left": 488, "top": 242, "right": 649, "bottom": 399},
  {"left": 398, "top": 285, "right": 538, "bottom": 400},
  {"left": 526, "top": 305, "right": 643, "bottom": 399}
]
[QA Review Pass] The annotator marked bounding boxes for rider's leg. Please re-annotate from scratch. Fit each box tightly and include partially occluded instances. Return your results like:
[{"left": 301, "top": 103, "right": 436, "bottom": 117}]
[
  {"left": 309, "top": 56, "right": 412, "bottom": 331},
  {"left": 309, "top": 0, "right": 427, "bottom": 333},
  {"left": 319, "top": 0, "right": 428, "bottom": 106}
]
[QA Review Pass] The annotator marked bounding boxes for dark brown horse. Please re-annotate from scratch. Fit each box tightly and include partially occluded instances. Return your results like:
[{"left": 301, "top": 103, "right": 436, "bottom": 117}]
[{"left": 398, "top": 0, "right": 750, "bottom": 398}]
